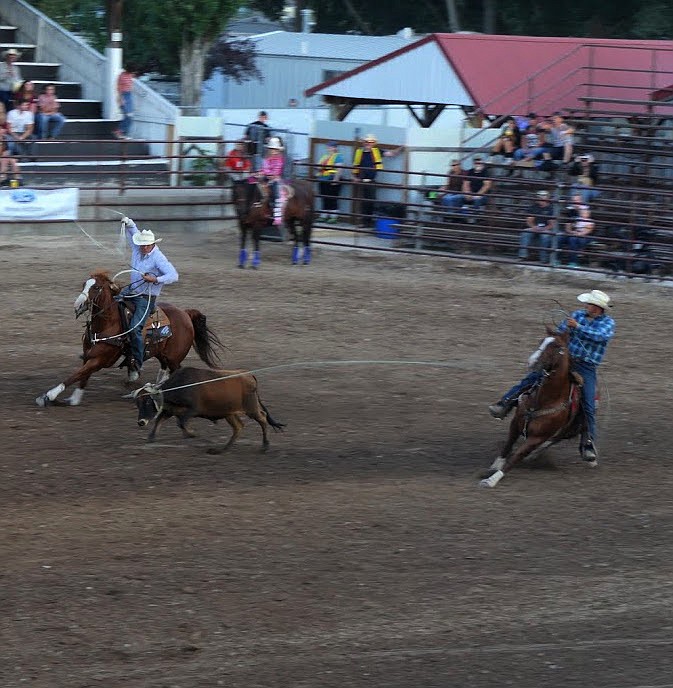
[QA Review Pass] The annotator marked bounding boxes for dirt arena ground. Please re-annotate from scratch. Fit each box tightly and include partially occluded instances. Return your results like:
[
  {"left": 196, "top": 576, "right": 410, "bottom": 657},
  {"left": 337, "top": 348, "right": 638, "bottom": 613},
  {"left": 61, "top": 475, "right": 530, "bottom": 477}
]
[{"left": 2, "top": 224, "right": 673, "bottom": 687}]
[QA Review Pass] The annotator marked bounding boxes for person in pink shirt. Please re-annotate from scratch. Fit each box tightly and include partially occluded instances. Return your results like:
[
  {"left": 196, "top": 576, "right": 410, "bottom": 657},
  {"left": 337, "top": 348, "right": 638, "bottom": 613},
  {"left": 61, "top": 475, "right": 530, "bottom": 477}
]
[
  {"left": 37, "top": 84, "right": 66, "bottom": 139},
  {"left": 258, "top": 136, "right": 286, "bottom": 226}
]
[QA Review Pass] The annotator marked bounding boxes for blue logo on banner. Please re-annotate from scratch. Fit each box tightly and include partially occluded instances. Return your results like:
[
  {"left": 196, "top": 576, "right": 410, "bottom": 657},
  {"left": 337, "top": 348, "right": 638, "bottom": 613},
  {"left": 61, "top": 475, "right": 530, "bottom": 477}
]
[{"left": 11, "top": 189, "right": 36, "bottom": 203}]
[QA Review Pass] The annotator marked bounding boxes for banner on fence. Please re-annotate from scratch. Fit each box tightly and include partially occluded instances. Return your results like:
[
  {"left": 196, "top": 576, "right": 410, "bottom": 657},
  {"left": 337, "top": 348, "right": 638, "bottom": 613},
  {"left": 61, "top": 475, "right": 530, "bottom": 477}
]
[{"left": 0, "top": 187, "right": 79, "bottom": 220}]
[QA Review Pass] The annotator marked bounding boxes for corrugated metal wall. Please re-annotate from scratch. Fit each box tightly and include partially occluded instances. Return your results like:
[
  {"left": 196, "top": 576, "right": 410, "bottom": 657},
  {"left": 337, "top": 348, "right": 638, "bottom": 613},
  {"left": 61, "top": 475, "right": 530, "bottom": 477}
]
[{"left": 202, "top": 55, "right": 364, "bottom": 109}]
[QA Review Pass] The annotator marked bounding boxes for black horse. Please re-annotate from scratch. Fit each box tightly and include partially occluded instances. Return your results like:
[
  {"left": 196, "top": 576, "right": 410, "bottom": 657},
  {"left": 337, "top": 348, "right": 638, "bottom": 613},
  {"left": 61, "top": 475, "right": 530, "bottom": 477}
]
[{"left": 231, "top": 178, "right": 314, "bottom": 268}]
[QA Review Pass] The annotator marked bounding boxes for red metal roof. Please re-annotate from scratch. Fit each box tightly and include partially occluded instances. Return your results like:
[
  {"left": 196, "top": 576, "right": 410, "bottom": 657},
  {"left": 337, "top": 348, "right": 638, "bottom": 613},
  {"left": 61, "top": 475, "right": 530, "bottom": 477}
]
[{"left": 307, "top": 33, "right": 673, "bottom": 117}]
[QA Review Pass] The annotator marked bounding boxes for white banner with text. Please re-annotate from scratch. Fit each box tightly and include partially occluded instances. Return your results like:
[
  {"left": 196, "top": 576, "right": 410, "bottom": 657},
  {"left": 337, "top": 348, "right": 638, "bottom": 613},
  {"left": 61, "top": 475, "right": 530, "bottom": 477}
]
[{"left": 0, "top": 187, "right": 79, "bottom": 220}]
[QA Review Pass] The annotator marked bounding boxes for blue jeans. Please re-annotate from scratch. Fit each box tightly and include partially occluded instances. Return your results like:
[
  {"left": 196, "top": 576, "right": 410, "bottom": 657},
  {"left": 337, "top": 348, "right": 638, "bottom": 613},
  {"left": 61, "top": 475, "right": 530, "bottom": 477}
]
[
  {"left": 562, "top": 235, "right": 590, "bottom": 262},
  {"left": 500, "top": 359, "right": 598, "bottom": 440},
  {"left": 122, "top": 290, "right": 155, "bottom": 366},
  {"left": 570, "top": 185, "right": 600, "bottom": 204},
  {"left": 519, "top": 228, "right": 553, "bottom": 263},
  {"left": 119, "top": 91, "right": 133, "bottom": 136},
  {"left": 440, "top": 193, "right": 463, "bottom": 209},
  {"left": 40, "top": 112, "right": 66, "bottom": 138}
]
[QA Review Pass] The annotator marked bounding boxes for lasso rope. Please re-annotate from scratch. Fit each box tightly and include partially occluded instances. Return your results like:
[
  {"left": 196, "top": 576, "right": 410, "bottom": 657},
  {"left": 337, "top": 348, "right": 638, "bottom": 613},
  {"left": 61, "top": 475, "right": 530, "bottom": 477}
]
[{"left": 135, "top": 359, "right": 476, "bottom": 396}]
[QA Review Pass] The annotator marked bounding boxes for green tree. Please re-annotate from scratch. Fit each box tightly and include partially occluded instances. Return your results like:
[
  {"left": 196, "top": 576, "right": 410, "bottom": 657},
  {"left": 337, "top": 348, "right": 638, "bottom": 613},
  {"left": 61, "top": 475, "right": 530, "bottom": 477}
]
[
  {"left": 32, "top": 0, "right": 106, "bottom": 50},
  {"left": 123, "top": 0, "right": 245, "bottom": 106}
]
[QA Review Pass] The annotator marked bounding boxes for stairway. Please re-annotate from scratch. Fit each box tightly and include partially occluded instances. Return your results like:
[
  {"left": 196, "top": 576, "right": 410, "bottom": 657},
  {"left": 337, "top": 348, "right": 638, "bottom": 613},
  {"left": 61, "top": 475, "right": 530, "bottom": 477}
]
[{"left": 0, "top": 21, "right": 168, "bottom": 185}]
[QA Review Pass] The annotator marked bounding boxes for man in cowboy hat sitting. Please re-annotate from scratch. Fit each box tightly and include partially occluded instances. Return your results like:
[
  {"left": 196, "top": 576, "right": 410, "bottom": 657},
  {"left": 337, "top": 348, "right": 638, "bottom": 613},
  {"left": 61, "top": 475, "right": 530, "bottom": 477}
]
[
  {"left": 0, "top": 48, "right": 22, "bottom": 111},
  {"left": 120, "top": 217, "right": 179, "bottom": 381},
  {"left": 487, "top": 289, "right": 615, "bottom": 464}
]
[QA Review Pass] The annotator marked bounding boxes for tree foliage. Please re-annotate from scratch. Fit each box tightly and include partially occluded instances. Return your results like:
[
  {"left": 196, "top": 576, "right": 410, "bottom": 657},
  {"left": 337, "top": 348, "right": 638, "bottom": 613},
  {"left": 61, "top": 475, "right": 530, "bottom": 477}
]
[
  {"left": 204, "top": 36, "right": 263, "bottom": 83},
  {"left": 247, "top": 0, "right": 673, "bottom": 38}
]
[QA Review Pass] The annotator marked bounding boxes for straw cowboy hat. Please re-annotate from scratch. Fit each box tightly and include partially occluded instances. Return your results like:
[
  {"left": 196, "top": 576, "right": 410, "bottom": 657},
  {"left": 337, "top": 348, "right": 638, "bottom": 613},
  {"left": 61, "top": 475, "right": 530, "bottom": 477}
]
[
  {"left": 132, "top": 229, "right": 162, "bottom": 245},
  {"left": 266, "top": 136, "right": 284, "bottom": 150},
  {"left": 363, "top": 133, "right": 377, "bottom": 143},
  {"left": 577, "top": 289, "right": 611, "bottom": 309},
  {"left": 2, "top": 48, "right": 22, "bottom": 58}
]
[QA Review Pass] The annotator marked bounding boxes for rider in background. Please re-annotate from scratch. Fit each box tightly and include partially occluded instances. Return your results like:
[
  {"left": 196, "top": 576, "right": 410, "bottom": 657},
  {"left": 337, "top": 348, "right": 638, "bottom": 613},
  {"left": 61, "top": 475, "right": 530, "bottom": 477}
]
[
  {"left": 121, "top": 217, "right": 179, "bottom": 381},
  {"left": 487, "top": 289, "right": 615, "bottom": 462}
]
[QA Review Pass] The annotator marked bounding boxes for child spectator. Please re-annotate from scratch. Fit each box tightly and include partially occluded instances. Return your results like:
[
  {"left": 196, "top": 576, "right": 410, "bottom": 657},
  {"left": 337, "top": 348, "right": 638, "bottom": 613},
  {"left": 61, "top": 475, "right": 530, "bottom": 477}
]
[
  {"left": 222, "top": 139, "right": 252, "bottom": 181},
  {"left": 113, "top": 63, "right": 136, "bottom": 140},
  {"left": 317, "top": 141, "right": 344, "bottom": 223},
  {"left": 37, "top": 84, "right": 66, "bottom": 139},
  {"left": 259, "top": 136, "right": 286, "bottom": 226},
  {"left": 0, "top": 102, "right": 22, "bottom": 185},
  {"left": 6, "top": 100, "right": 36, "bottom": 160},
  {"left": 562, "top": 203, "right": 595, "bottom": 268}
]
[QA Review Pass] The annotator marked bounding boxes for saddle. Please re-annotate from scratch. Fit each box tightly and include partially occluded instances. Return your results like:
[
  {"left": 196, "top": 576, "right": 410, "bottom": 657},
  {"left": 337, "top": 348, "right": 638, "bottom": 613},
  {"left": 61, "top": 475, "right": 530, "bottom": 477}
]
[{"left": 118, "top": 300, "right": 173, "bottom": 346}]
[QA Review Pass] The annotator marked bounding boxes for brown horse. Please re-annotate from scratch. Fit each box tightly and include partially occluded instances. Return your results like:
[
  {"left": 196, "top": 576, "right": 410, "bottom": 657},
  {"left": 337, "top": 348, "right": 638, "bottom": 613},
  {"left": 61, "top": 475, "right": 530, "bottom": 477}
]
[
  {"left": 480, "top": 327, "right": 586, "bottom": 488},
  {"left": 231, "top": 178, "right": 314, "bottom": 268},
  {"left": 35, "top": 271, "right": 225, "bottom": 407}
]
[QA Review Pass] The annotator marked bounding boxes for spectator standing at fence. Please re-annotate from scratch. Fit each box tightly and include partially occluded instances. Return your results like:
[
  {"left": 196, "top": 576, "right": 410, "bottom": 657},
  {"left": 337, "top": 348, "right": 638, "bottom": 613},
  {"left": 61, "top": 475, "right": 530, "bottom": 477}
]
[
  {"left": 222, "top": 139, "right": 252, "bottom": 181},
  {"left": 37, "top": 84, "right": 66, "bottom": 139},
  {"left": 352, "top": 134, "right": 384, "bottom": 228},
  {"left": 6, "top": 100, "right": 36, "bottom": 160},
  {"left": 113, "top": 63, "right": 136, "bottom": 140},
  {"left": 0, "top": 48, "right": 22, "bottom": 112},
  {"left": 245, "top": 111, "right": 270, "bottom": 172},
  {"left": 317, "top": 141, "right": 344, "bottom": 223},
  {"left": 518, "top": 189, "right": 555, "bottom": 263}
]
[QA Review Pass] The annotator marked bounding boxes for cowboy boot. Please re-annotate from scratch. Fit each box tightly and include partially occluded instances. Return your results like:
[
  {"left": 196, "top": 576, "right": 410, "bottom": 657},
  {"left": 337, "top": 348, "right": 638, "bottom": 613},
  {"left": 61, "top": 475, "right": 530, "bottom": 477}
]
[
  {"left": 302, "top": 246, "right": 312, "bottom": 265},
  {"left": 291, "top": 246, "right": 300, "bottom": 265},
  {"left": 238, "top": 248, "right": 248, "bottom": 268},
  {"left": 251, "top": 250, "right": 261, "bottom": 269}
]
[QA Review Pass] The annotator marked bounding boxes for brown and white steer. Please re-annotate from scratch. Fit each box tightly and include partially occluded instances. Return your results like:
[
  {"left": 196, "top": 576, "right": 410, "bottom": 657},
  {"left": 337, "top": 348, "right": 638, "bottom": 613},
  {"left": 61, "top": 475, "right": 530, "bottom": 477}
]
[{"left": 128, "top": 367, "right": 285, "bottom": 453}]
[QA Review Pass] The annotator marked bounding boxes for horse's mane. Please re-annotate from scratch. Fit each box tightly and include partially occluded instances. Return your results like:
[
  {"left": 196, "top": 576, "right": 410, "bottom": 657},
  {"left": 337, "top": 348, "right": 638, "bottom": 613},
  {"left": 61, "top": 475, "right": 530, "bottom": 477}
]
[{"left": 90, "top": 270, "right": 121, "bottom": 298}]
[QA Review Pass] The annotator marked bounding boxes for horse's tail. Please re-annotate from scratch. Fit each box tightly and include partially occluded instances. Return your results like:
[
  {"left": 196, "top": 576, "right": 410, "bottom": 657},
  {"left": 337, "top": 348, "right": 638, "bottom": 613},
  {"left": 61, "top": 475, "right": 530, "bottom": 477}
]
[
  {"left": 185, "top": 309, "right": 226, "bottom": 368},
  {"left": 260, "top": 398, "right": 286, "bottom": 432}
]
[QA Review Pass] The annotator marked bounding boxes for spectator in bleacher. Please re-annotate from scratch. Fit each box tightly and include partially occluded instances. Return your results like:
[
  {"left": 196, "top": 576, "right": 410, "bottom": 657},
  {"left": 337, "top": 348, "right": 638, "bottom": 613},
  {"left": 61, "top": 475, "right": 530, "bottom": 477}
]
[
  {"left": 537, "top": 112, "right": 574, "bottom": 167},
  {"left": 317, "top": 141, "right": 344, "bottom": 223},
  {"left": 113, "top": 63, "right": 136, "bottom": 140},
  {"left": 222, "top": 138, "right": 252, "bottom": 181},
  {"left": 0, "top": 48, "right": 22, "bottom": 112},
  {"left": 439, "top": 158, "right": 467, "bottom": 209},
  {"left": 460, "top": 156, "right": 492, "bottom": 212},
  {"left": 6, "top": 100, "right": 36, "bottom": 160},
  {"left": 14, "top": 81, "right": 38, "bottom": 113},
  {"left": 562, "top": 203, "right": 595, "bottom": 268},
  {"left": 490, "top": 116, "right": 521, "bottom": 165},
  {"left": 518, "top": 190, "right": 555, "bottom": 263},
  {"left": 515, "top": 112, "right": 539, "bottom": 132},
  {"left": 37, "top": 84, "right": 66, "bottom": 139},
  {"left": 0, "top": 103, "right": 22, "bottom": 186},
  {"left": 568, "top": 153, "right": 600, "bottom": 204}
]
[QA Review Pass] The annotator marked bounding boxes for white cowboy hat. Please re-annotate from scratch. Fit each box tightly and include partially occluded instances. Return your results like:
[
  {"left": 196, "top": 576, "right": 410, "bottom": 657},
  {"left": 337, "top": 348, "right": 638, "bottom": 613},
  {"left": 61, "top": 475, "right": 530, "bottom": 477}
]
[
  {"left": 2, "top": 48, "right": 22, "bottom": 58},
  {"left": 266, "top": 136, "right": 284, "bottom": 150},
  {"left": 577, "top": 289, "right": 611, "bottom": 309},
  {"left": 363, "top": 133, "right": 377, "bottom": 143},
  {"left": 132, "top": 229, "right": 162, "bottom": 245}
]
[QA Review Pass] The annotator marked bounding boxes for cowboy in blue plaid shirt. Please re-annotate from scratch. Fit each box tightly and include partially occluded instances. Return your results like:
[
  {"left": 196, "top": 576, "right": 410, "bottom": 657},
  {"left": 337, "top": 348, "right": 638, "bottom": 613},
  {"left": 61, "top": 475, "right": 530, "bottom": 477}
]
[{"left": 488, "top": 289, "right": 615, "bottom": 463}]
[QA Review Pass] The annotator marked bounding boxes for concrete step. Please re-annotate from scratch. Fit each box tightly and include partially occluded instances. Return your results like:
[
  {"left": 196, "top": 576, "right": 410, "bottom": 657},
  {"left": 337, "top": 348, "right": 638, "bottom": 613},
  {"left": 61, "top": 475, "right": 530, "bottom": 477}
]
[
  {"left": 29, "top": 140, "right": 151, "bottom": 161},
  {"left": 58, "top": 119, "right": 118, "bottom": 139},
  {"left": 0, "top": 26, "right": 17, "bottom": 42},
  {"left": 57, "top": 99, "right": 102, "bottom": 118},
  {"left": 0, "top": 43, "right": 35, "bottom": 61},
  {"left": 19, "top": 160, "right": 171, "bottom": 186},
  {"left": 32, "top": 81, "right": 81, "bottom": 99},
  {"left": 17, "top": 62, "right": 60, "bottom": 81}
]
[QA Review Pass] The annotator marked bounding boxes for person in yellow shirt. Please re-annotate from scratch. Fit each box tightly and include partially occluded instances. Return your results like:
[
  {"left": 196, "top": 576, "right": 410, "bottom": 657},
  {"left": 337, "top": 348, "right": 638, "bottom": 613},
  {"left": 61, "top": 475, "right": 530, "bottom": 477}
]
[{"left": 317, "top": 141, "right": 344, "bottom": 223}]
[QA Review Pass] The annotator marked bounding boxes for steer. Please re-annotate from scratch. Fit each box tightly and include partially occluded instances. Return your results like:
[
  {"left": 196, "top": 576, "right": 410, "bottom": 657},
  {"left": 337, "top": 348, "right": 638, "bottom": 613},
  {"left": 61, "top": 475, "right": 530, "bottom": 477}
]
[{"left": 127, "top": 367, "right": 285, "bottom": 453}]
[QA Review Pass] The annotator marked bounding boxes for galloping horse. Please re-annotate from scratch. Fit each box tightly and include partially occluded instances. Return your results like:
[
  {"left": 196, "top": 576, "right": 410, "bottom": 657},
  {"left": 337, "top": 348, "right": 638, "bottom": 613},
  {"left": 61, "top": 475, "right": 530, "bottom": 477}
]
[
  {"left": 231, "top": 178, "right": 314, "bottom": 268},
  {"left": 480, "top": 327, "right": 586, "bottom": 488},
  {"left": 35, "top": 271, "right": 225, "bottom": 407}
]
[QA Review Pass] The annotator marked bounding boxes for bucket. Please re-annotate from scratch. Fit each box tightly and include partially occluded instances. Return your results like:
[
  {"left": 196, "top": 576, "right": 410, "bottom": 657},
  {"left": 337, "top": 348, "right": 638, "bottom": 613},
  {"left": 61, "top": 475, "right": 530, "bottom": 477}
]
[{"left": 375, "top": 217, "right": 398, "bottom": 239}]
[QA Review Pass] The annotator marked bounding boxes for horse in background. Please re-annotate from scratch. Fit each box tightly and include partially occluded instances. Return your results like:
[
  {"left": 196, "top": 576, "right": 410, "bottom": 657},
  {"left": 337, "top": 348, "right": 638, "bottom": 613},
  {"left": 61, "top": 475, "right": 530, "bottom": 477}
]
[
  {"left": 231, "top": 178, "right": 314, "bottom": 268},
  {"left": 480, "top": 327, "right": 586, "bottom": 488},
  {"left": 35, "top": 271, "right": 225, "bottom": 407}
]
